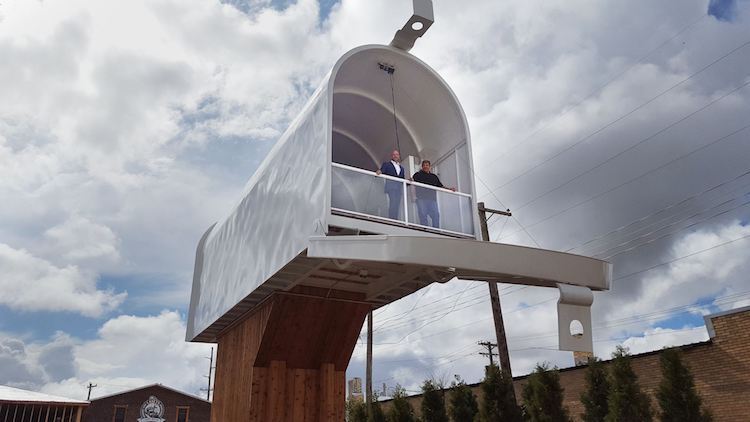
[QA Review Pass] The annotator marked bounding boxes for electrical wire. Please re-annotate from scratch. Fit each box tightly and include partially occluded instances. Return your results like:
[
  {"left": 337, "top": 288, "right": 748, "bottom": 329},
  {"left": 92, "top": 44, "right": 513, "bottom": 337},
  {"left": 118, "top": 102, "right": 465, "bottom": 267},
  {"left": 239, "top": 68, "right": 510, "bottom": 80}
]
[
  {"left": 478, "top": 12, "right": 710, "bottom": 175},
  {"left": 474, "top": 13, "right": 711, "bottom": 246},
  {"left": 496, "top": 120, "right": 750, "bottom": 242},
  {"left": 370, "top": 286, "right": 527, "bottom": 336},
  {"left": 598, "top": 197, "right": 750, "bottom": 260},
  {"left": 509, "top": 78, "right": 750, "bottom": 214},
  {"left": 484, "top": 38, "right": 750, "bottom": 197},
  {"left": 567, "top": 168, "right": 750, "bottom": 255}
]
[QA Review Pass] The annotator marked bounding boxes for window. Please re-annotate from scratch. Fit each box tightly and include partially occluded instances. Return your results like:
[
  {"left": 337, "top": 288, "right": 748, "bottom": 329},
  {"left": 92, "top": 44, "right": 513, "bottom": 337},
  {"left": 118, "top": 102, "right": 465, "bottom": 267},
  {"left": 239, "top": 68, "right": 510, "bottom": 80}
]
[
  {"left": 113, "top": 406, "right": 127, "bottom": 422},
  {"left": 176, "top": 406, "right": 190, "bottom": 422}
]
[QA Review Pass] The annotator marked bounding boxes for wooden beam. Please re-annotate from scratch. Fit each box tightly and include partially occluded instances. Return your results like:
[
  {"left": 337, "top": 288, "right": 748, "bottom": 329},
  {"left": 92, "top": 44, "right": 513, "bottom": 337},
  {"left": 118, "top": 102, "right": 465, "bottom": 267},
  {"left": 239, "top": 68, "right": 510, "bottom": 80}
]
[
  {"left": 478, "top": 202, "right": 514, "bottom": 381},
  {"left": 211, "top": 289, "right": 370, "bottom": 421}
]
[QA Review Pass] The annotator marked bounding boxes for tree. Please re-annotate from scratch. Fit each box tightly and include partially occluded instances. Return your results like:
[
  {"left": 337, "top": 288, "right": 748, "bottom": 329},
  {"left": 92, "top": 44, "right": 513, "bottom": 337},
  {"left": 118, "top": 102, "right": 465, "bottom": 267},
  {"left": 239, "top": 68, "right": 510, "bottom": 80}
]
[
  {"left": 480, "top": 364, "right": 522, "bottom": 422},
  {"left": 448, "top": 375, "right": 479, "bottom": 422},
  {"left": 605, "top": 346, "right": 652, "bottom": 422},
  {"left": 388, "top": 385, "right": 416, "bottom": 422},
  {"left": 522, "top": 363, "right": 571, "bottom": 422},
  {"left": 347, "top": 397, "right": 367, "bottom": 422},
  {"left": 656, "top": 347, "right": 712, "bottom": 422},
  {"left": 371, "top": 395, "right": 387, "bottom": 422},
  {"left": 421, "top": 379, "right": 449, "bottom": 422},
  {"left": 580, "top": 357, "right": 610, "bottom": 422}
]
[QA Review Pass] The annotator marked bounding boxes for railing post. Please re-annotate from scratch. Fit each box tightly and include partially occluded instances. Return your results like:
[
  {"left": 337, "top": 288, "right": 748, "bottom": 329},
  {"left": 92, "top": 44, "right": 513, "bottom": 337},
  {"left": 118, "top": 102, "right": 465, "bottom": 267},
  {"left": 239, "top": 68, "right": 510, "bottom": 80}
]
[{"left": 402, "top": 178, "right": 409, "bottom": 223}]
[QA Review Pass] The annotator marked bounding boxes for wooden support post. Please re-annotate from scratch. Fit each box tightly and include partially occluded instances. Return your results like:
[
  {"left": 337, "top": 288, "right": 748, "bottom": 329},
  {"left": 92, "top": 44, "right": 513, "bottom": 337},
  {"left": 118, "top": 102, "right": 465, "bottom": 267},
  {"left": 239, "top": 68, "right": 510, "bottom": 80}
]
[
  {"left": 268, "top": 360, "right": 287, "bottom": 421},
  {"left": 210, "top": 286, "right": 370, "bottom": 421},
  {"left": 366, "top": 310, "right": 373, "bottom": 420},
  {"left": 478, "top": 202, "right": 514, "bottom": 380}
]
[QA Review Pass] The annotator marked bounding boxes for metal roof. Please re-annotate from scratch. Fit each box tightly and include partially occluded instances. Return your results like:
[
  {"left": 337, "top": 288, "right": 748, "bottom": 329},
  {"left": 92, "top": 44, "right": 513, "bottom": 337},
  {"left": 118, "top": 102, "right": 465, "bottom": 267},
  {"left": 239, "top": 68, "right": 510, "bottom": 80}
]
[
  {"left": 0, "top": 385, "right": 88, "bottom": 405},
  {"left": 89, "top": 383, "right": 210, "bottom": 404}
]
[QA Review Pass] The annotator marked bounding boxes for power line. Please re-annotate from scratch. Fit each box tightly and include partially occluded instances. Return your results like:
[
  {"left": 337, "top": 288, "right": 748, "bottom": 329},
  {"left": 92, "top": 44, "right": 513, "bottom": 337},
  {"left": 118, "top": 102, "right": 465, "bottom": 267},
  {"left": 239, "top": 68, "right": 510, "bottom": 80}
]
[
  {"left": 477, "top": 12, "right": 710, "bottom": 176},
  {"left": 372, "top": 283, "right": 485, "bottom": 328},
  {"left": 476, "top": 13, "right": 709, "bottom": 244},
  {"left": 567, "top": 168, "right": 750, "bottom": 255},
  {"left": 364, "top": 237, "right": 750, "bottom": 383},
  {"left": 598, "top": 197, "right": 750, "bottom": 260},
  {"left": 566, "top": 168, "right": 750, "bottom": 259},
  {"left": 514, "top": 324, "right": 710, "bottom": 353},
  {"left": 372, "top": 342, "right": 480, "bottom": 365},
  {"left": 370, "top": 284, "right": 523, "bottom": 333},
  {"left": 509, "top": 290, "right": 750, "bottom": 343},
  {"left": 484, "top": 38, "right": 750, "bottom": 197},
  {"left": 496, "top": 120, "right": 750, "bottom": 242},
  {"left": 369, "top": 295, "right": 555, "bottom": 348},
  {"left": 368, "top": 286, "right": 528, "bottom": 337},
  {"left": 370, "top": 274, "right": 749, "bottom": 351},
  {"left": 367, "top": 287, "right": 749, "bottom": 386},
  {"left": 613, "top": 231, "right": 750, "bottom": 281},
  {"left": 365, "top": 231, "right": 750, "bottom": 353},
  {"left": 509, "top": 78, "right": 750, "bottom": 214},
  {"left": 475, "top": 170, "right": 541, "bottom": 247}
]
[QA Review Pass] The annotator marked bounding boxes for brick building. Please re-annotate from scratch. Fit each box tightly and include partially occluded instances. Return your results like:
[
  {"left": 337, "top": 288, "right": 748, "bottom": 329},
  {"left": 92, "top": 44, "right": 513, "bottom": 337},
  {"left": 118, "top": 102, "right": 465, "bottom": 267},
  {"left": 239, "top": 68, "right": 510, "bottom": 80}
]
[
  {"left": 83, "top": 384, "right": 210, "bottom": 422},
  {"left": 382, "top": 305, "right": 750, "bottom": 421}
]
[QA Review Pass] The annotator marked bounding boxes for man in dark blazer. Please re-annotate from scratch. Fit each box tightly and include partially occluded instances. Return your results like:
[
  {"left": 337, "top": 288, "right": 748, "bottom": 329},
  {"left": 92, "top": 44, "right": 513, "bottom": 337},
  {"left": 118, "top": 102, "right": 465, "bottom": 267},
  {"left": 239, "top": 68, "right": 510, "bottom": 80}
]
[{"left": 376, "top": 149, "right": 406, "bottom": 220}]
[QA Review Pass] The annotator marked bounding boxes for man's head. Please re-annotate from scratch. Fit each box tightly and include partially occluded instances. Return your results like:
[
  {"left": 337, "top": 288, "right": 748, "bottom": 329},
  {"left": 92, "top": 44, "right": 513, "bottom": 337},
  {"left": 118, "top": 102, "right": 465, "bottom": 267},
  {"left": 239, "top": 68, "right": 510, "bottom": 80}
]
[
  {"left": 421, "top": 160, "right": 431, "bottom": 173},
  {"left": 390, "top": 150, "right": 401, "bottom": 162}
]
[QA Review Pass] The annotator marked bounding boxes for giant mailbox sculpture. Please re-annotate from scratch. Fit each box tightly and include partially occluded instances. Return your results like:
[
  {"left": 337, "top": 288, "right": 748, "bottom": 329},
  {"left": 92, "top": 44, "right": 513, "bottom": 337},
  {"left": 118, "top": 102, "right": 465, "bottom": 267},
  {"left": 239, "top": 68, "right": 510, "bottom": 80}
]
[{"left": 187, "top": 1, "right": 611, "bottom": 420}]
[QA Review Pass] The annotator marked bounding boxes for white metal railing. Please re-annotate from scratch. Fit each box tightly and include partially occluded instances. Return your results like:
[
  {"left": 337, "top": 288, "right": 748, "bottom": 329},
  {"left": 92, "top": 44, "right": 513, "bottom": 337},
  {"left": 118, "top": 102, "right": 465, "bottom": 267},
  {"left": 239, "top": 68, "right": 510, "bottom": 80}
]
[{"left": 330, "top": 162, "right": 475, "bottom": 236}]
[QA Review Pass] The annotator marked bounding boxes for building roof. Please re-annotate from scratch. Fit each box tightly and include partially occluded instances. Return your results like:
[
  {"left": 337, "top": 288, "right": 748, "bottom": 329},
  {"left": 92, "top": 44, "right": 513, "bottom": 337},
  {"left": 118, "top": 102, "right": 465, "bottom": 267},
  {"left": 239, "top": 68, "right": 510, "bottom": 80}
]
[
  {"left": 0, "top": 385, "right": 89, "bottom": 405},
  {"left": 705, "top": 304, "right": 750, "bottom": 338},
  {"left": 90, "top": 383, "right": 210, "bottom": 404}
]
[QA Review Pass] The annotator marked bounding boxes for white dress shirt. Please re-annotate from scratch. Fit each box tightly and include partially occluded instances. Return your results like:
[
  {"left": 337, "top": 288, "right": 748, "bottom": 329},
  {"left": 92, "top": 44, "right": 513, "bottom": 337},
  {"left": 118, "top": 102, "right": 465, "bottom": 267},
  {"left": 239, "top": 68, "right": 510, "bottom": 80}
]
[{"left": 391, "top": 160, "right": 401, "bottom": 176}]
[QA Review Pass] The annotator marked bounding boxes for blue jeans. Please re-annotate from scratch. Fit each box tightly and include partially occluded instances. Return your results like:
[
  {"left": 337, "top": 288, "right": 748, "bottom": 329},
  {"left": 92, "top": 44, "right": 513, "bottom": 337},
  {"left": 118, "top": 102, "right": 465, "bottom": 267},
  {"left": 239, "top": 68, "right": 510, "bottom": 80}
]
[
  {"left": 387, "top": 190, "right": 403, "bottom": 220},
  {"left": 417, "top": 198, "right": 440, "bottom": 228}
]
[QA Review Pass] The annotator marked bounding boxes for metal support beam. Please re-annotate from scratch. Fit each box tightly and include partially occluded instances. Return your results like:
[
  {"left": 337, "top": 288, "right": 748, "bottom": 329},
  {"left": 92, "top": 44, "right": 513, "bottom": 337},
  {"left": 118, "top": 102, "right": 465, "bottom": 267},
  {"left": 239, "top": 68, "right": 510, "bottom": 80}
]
[
  {"left": 390, "top": 0, "right": 434, "bottom": 51},
  {"left": 557, "top": 283, "right": 594, "bottom": 353}
]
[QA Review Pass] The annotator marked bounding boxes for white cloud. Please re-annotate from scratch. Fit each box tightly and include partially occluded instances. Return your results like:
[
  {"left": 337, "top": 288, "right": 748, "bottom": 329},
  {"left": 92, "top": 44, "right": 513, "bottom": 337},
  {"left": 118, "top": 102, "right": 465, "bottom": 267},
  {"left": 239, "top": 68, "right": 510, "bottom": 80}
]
[
  {"left": 40, "top": 311, "right": 212, "bottom": 399},
  {"left": 0, "top": 243, "right": 125, "bottom": 317},
  {"left": 0, "top": 312, "right": 212, "bottom": 399},
  {"left": 44, "top": 215, "right": 120, "bottom": 264},
  {"left": 599, "top": 220, "right": 750, "bottom": 331}
]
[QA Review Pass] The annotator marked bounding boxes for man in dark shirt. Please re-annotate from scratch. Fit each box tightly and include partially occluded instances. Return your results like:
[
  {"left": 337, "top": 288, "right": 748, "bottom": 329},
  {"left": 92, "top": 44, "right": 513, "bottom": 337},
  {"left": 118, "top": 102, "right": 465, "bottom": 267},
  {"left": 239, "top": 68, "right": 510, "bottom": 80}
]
[{"left": 412, "top": 160, "right": 454, "bottom": 228}]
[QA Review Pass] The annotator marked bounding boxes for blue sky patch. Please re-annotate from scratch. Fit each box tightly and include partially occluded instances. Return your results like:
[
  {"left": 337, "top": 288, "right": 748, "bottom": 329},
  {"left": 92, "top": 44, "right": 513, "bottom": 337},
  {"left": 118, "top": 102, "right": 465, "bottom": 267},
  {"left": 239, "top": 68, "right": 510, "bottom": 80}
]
[
  {"left": 0, "top": 306, "right": 104, "bottom": 342},
  {"left": 708, "top": 0, "right": 739, "bottom": 21},
  {"left": 220, "top": 0, "right": 340, "bottom": 21}
]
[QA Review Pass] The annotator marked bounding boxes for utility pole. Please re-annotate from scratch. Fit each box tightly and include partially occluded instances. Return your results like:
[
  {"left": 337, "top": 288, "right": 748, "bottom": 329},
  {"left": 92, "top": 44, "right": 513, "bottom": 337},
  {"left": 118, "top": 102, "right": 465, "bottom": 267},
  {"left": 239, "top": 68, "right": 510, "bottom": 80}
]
[
  {"left": 478, "top": 202, "right": 514, "bottom": 378},
  {"left": 366, "top": 310, "right": 373, "bottom": 420},
  {"left": 86, "top": 383, "right": 97, "bottom": 400},
  {"left": 200, "top": 347, "right": 215, "bottom": 401},
  {"left": 478, "top": 341, "right": 499, "bottom": 366}
]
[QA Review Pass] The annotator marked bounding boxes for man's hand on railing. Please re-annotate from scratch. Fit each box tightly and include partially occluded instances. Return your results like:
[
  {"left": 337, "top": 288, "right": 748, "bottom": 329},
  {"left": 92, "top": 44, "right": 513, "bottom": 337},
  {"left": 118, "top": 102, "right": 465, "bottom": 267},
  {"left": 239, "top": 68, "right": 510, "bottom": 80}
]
[{"left": 375, "top": 169, "right": 382, "bottom": 175}]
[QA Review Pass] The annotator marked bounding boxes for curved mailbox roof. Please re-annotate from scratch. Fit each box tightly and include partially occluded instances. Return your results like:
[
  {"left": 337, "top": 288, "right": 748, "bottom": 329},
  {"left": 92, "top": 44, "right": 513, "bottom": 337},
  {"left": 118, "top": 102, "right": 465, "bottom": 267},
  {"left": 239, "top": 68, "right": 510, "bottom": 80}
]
[{"left": 187, "top": 44, "right": 481, "bottom": 342}]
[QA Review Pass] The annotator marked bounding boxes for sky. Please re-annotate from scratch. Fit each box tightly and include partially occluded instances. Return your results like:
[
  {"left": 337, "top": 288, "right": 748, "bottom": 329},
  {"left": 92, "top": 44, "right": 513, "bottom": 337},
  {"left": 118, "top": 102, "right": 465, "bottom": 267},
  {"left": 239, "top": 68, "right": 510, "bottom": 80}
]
[{"left": 0, "top": 0, "right": 749, "bottom": 401}]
